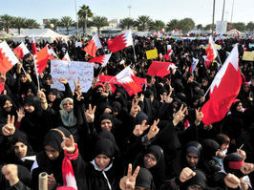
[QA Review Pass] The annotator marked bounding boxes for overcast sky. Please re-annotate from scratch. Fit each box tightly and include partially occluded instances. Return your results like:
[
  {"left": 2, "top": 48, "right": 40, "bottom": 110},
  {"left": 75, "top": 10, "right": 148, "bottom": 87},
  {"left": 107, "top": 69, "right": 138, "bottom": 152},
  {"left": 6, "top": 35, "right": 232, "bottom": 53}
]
[{"left": 1, "top": 0, "right": 253, "bottom": 25}]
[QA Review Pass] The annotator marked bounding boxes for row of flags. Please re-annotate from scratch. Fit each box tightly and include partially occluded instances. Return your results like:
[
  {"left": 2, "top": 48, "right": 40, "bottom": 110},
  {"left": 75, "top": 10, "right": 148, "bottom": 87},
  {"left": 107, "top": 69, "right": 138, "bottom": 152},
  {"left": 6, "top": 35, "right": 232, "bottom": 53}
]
[{"left": 0, "top": 34, "right": 243, "bottom": 126}]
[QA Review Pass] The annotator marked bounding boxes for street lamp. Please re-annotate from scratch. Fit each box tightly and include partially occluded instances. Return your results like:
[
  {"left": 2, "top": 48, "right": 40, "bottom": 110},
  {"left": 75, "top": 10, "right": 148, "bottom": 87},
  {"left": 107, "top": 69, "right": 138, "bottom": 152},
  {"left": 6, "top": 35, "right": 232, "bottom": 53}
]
[{"left": 74, "top": 0, "right": 78, "bottom": 36}]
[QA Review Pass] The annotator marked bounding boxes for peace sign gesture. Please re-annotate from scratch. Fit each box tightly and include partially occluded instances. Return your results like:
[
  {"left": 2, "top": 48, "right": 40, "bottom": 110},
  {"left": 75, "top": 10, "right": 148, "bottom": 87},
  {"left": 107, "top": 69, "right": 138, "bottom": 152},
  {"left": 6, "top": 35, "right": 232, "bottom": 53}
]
[
  {"left": 84, "top": 104, "right": 96, "bottom": 123},
  {"left": 61, "top": 135, "right": 76, "bottom": 154},
  {"left": 147, "top": 119, "right": 160, "bottom": 140},
  {"left": 2, "top": 115, "right": 16, "bottom": 136},
  {"left": 119, "top": 164, "right": 140, "bottom": 190},
  {"left": 195, "top": 108, "right": 204, "bottom": 126},
  {"left": 133, "top": 120, "right": 150, "bottom": 137},
  {"left": 173, "top": 104, "right": 187, "bottom": 126},
  {"left": 164, "top": 88, "right": 174, "bottom": 103},
  {"left": 130, "top": 99, "right": 141, "bottom": 118}
]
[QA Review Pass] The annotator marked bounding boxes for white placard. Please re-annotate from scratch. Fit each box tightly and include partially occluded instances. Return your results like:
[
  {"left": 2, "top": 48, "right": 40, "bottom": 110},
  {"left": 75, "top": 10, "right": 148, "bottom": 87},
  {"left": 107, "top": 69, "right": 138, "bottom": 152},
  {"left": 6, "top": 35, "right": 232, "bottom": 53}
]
[
  {"left": 51, "top": 60, "right": 94, "bottom": 92},
  {"left": 216, "top": 21, "right": 227, "bottom": 35}
]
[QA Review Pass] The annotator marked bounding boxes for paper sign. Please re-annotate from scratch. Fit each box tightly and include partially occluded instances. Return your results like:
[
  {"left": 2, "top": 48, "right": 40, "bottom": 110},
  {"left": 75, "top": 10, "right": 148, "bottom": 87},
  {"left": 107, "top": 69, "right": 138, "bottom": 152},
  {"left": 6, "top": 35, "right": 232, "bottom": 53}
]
[
  {"left": 51, "top": 60, "right": 94, "bottom": 92},
  {"left": 146, "top": 48, "right": 158, "bottom": 60},
  {"left": 242, "top": 51, "right": 254, "bottom": 61}
]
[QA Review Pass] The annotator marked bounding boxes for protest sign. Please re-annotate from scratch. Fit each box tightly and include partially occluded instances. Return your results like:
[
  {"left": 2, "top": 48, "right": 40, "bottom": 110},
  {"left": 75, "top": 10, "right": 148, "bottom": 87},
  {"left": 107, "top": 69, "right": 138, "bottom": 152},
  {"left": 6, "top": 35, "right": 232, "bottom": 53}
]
[
  {"left": 146, "top": 48, "right": 158, "bottom": 60},
  {"left": 242, "top": 51, "right": 254, "bottom": 61},
  {"left": 51, "top": 60, "right": 94, "bottom": 92}
]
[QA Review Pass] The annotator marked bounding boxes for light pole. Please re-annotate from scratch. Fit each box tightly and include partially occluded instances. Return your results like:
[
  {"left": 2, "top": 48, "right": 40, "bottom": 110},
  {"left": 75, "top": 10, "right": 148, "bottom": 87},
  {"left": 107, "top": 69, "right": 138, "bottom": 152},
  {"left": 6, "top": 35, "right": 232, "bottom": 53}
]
[
  {"left": 85, "top": 9, "right": 88, "bottom": 35},
  {"left": 211, "top": 0, "right": 216, "bottom": 36},
  {"left": 221, "top": 0, "right": 226, "bottom": 22},
  {"left": 230, "top": 0, "right": 235, "bottom": 23},
  {"left": 128, "top": 5, "right": 132, "bottom": 18},
  {"left": 74, "top": 0, "right": 78, "bottom": 36}
]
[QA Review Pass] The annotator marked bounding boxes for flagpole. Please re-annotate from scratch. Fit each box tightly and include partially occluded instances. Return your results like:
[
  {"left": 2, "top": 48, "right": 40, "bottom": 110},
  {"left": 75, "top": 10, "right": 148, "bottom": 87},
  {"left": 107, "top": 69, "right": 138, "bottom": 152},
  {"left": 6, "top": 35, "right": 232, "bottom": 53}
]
[{"left": 32, "top": 56, "right": 41, "bottom": 92}]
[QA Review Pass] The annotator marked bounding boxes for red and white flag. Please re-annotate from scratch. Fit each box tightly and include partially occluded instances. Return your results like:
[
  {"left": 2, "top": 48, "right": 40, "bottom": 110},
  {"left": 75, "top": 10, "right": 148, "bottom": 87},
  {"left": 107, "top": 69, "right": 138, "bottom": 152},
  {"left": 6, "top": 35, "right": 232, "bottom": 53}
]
[
  {"left": 88, "top": 53, "right": 111, "bottom": 67},
  {"left": 48, "top": 47, "right": 58, "bottom": 60},
  {"left": 115, "top": 66, "right": 146, "bottom": 95},
  {"left": 201, "top": 45, "right": 242, "bottom": 125},
  {"left": 107, "top": 30, "right": 133, "bottom": 53},
  {"left": 13, "top": 42, "right": 30, "bottom": 59},
  {"left": 99, "top": 66, "right": 146, "bottom": 96},
  {"left": 0, "top": 81, "right": 4, "bottom": 94},
  {"left": 31, "top": 37, "right": 37, "bottom": 55},
  {"left": 147, "top": 61, "right": 177, "bottom": 78},
  {"left": 205, "top": 36, "right": 217, "bottom": 67},
  {"left": 0, "top": 41, "right": 19, "bottom": 74},
  {"left": 62, "top": 52, "right": 71, "bottom": 61},
  {"left": 84, "top": 34, "right": 102, "bottom": 57},
  {"left": 34, "top": 46, "right": 50, "bottom": 75}
]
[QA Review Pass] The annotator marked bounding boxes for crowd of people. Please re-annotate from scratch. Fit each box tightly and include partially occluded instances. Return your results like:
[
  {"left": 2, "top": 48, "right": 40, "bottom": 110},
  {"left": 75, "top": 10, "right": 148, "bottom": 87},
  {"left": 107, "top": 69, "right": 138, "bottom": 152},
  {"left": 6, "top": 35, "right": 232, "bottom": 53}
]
[{"left": 0, "top": 34, "right": 254, "bottom": 190}]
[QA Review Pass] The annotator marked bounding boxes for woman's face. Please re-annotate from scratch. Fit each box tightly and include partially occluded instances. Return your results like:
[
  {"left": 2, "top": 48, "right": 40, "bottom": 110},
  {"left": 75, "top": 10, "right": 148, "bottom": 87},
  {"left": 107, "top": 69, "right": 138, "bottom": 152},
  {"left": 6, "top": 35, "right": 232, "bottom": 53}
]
[
  {"left": 3, "top": 100, "right": 13, "bottom": 112},
  {"left": 101, "top": 119, "right": 113, "bottom": 131},
  {"left": 63, "top": 100, "right": 73, "bottom": 112},
  {"left": 48, "top": 93, "right": 57, "bottom": 102},
  {"left": 95, "top": 154, "right": 111, "bottom": 170},
  {"left": 144, "top": 153, "right": 157, "bottom": 169},
  {"left": 44, "top": 145, "right": 60, "bottom": 160},
  {"left": 24, "top": 104, "right": 35, "bottom": 113},
  {"left": 14, "top": 142, "right": 28, "bottom": 159}
]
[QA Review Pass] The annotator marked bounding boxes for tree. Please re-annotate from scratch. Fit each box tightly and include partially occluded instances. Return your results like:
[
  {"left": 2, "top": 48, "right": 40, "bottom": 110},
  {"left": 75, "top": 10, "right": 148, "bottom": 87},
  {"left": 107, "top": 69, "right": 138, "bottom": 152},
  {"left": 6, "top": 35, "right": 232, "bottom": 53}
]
[
  {"left": 78, "top": 4, "right": 93, "bottom": 34},
  {"left": 232, "top": 22, "right": 246, "bottom": 31},
  {"left": 177, "top": 18, "right": 195, "bottom": 33},
  {"left": 60, "top": 16, "right": 74, "bottom": 34},
  {"left": 136, "top": 15, "right": 152, "bottom": 31},
  {"left": 120, "top": 17, "right": 135, "bottom": 30},
  {"left": 204, "top": 24, "right": 215, "bottom": 31},
  {"left": 12, "top": 17, "right": 26, "bottom": 34},
  {"left": 92, "top": 16, "right": 109, "bottom": 34},
  {"left": 0, "top": 14, "right": 14, "bottom": 33},
  {"left": 149, "top": 20, "right": 165, "bottom": 31},
  {"left": 44, "top": 19, "right": 59, "bottom": 30},
  {"left": 166, "top": 19, "right": 178, "bottom": 31},
  {"left": 246, "top": 22, "right": 254, "bottom": 31},
  {"left": 24, "top": 19, "right": 40, "bottom": 29},
  {"left": 196, "top": 24, "right": 203, "bottom": 30}
]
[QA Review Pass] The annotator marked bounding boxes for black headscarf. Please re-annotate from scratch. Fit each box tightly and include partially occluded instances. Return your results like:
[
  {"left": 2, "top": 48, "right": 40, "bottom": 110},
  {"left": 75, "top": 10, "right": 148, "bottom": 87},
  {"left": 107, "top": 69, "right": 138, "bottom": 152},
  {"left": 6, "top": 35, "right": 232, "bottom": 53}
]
[{"left": 136, "top": 167, "right": 155, "bottom": 190}]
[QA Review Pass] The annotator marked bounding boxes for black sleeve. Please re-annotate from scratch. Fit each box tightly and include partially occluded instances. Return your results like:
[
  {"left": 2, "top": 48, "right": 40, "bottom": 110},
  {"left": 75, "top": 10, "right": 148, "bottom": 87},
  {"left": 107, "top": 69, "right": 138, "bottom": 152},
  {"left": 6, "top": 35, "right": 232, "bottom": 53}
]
[{"left": 10, "top": 181, "right": 32, "bottom": 190}]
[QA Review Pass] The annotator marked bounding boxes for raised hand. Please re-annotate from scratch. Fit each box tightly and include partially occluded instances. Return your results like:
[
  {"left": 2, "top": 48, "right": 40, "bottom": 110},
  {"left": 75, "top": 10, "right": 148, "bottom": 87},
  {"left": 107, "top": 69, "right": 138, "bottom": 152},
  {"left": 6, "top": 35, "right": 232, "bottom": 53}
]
[
  {"left": 224, "top": 173, "right": 240, "bottom": 189},
  {"left": 130, "top": 99, "right": 141, "bottom": 118},
  {"left": 74, "top": 79, "right": 84, "bottom": 101},
  {"left": 119, "top": 164, "right": 140, "bottom": 190},
  {"left": 179, "top": 167, "right": 196, "bottom": 183},
  {"left": 133, "top": 120, "right": 150, "bottom": 137},
  {"left": 240, "top": 162, "right": 254, "bottom": 175},
  {"left": 37, "top": 90, "right": 47, "bottom": 102},
  {"left": 164, "top": 88, "right": 174, "bottom": 103},
  {"left": 58, "top": 78, "right": 68, "bottom": 85},
  {"left": 1, "top": 164, "right": 19, "bottom": 186},
  {"left": 147, "top": 119, "right": 160, "bottom": 140},
  {"left": 61, "top": 135, "right": 76, "bottom": 154},
  {"left": 85, "top": 104, "right": 96, "bottom": 123},
  {"left": 16, "top": 108, "right": 25, "bottom": 122},
  {"left": 2, "top": 115, "right": 16, "bottom": 136},
  {"left": 173, "top": 104, "right": 187, "bottom": 126},
  {"left": 195, "top": 108, "right": 204, "bottom": 125}
]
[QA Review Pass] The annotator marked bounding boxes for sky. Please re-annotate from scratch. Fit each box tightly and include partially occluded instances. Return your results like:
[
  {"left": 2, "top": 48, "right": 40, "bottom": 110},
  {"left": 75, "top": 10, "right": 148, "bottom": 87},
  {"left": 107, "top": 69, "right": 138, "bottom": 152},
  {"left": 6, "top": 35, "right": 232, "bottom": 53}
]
[{"left": 0, "top": 0, "right": 253, "bottom": 26}]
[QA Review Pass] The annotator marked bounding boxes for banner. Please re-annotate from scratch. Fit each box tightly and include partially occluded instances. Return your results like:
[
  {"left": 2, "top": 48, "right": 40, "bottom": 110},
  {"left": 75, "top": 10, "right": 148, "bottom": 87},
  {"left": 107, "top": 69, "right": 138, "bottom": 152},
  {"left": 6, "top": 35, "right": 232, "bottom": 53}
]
[
  {"left": 216, "top": 21, "right": 227, "bottom": 35},
  {"left": 146, "top": 48, "right": 158, "bottom": 60},
  {"left": 242, "top": 51, "right": 254, "bottom": 61},
  {"left": 51, "top": 60, "right": 94, "bottom": 92}
]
